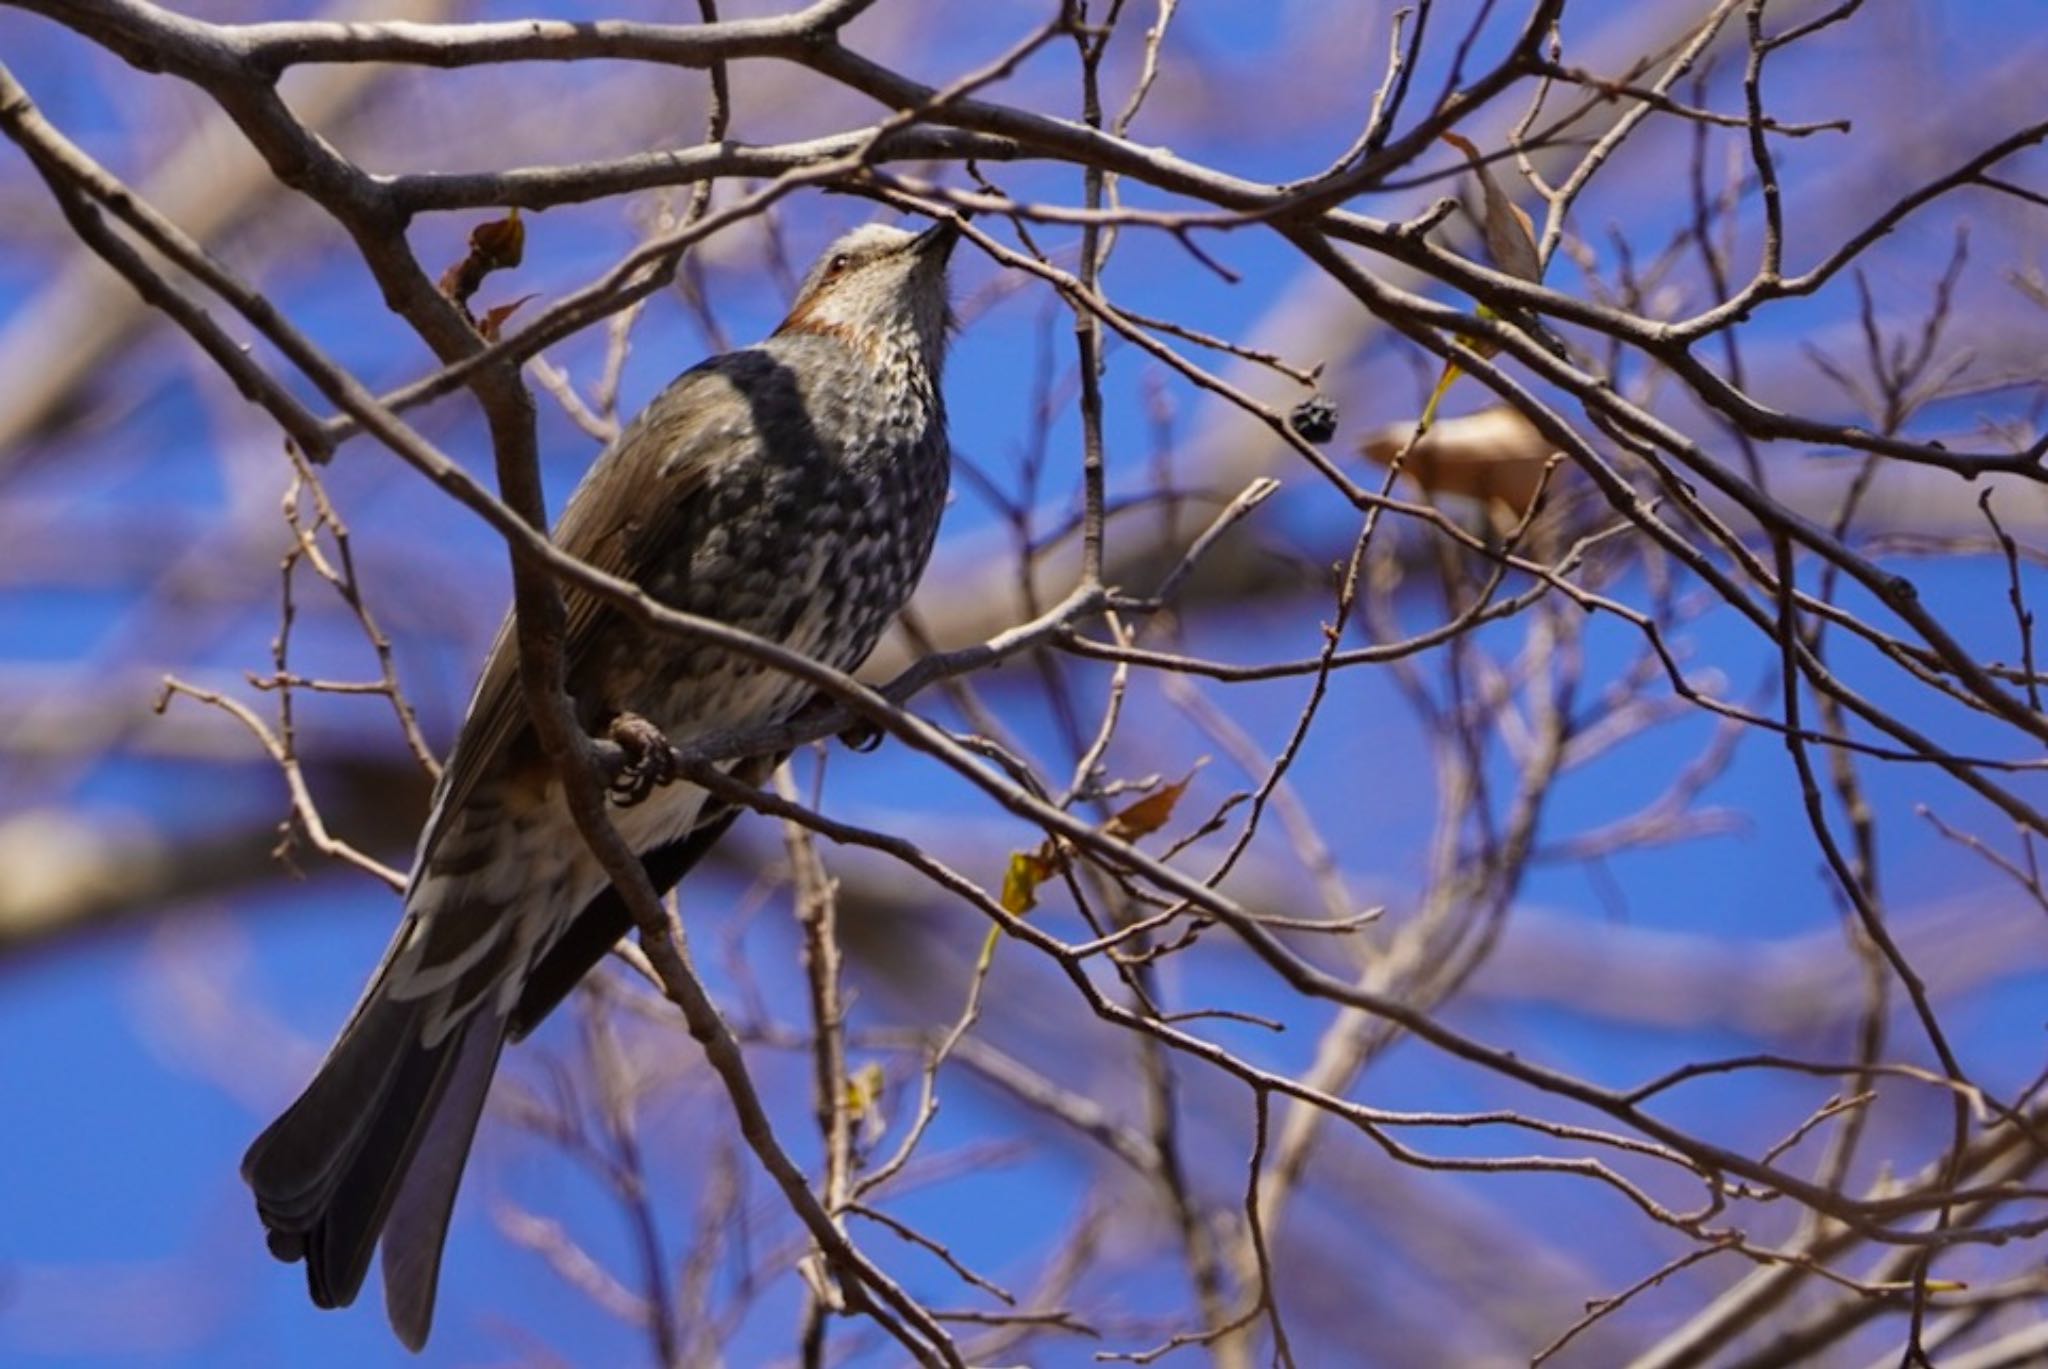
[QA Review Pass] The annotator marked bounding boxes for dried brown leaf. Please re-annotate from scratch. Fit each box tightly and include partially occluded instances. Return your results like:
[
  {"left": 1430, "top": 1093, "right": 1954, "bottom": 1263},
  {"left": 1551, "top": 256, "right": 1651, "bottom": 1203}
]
[
  {"left": 439, "top": 209, "right": 526, "bottom": 312},
  {"left": 477, "top": 293, "right": 538, "bottom": 343},
  {"left": 1104, "top": 771, "right": 1195, "bottom": 843},
  {"left": 1442, "top": 132, "right": 1541, "bottom": 284},
  {"left": 1363, "top": 406, "right": 1556, "bottom": 521}
]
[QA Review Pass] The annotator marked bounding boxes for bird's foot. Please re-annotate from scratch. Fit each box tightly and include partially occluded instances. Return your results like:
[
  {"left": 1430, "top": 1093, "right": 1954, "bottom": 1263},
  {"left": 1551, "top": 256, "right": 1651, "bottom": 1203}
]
[
  {"left": 604, "top": 712, "right": 677, "bottom": 807},
  {"left": 790, "top": 693, "right": 883, "bottom": 753}
]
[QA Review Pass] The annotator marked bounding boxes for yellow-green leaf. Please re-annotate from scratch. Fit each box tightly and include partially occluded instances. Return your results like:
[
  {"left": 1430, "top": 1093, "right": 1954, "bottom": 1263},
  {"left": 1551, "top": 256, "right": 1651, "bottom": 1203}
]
[
  {"left": 1418, "top": 360, "right": 1462, "bottom": 437},
  {"left": 843, "top": 1061, "right": 886, "bottom": 1119},
  {"left": 1417, "top": 307, "right": 1506, "bottom": 436},
  {"left": 1001, "top": 846, "right": 1061, "bottom": 916}
]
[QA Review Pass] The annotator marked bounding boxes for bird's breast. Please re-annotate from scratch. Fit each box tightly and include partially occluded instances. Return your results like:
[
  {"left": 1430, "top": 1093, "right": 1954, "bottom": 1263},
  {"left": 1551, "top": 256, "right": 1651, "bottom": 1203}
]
[{"left": 612, "top": 404, "right": 948, "bottom": 741}]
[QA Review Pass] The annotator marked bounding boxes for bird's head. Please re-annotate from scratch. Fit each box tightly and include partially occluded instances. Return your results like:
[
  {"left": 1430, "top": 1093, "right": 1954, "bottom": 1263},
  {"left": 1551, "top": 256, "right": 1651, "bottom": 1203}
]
[{"left": 776, "top": 219, "right": 959, "bottom": 371}]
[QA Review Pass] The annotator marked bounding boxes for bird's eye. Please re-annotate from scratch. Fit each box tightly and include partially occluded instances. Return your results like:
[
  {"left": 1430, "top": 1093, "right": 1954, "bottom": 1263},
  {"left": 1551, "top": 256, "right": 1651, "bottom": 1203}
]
[{"left": 827, "top": 253, "right": 852, "bottom": 275}]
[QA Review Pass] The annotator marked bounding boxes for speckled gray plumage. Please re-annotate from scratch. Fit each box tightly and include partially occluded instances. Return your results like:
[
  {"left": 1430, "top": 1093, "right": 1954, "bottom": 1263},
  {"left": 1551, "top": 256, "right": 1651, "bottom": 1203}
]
[
  {"left": 573, "top": 333, "right": 949, "bottom": 740},
  {"left": 242, "top": 221, "right": 957, "bottom": 1350}
]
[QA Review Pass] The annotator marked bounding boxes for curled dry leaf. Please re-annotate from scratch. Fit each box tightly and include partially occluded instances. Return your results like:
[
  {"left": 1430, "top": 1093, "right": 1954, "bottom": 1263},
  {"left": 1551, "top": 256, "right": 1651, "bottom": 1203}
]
[
  {"left": 1441, "top": 131, "right": 1541, "bottom": 284},
  {"left": 439, "top": 208, "right": 526, "bottom": 314},
  {"left": 997, "top": 771, "right": 1196, "bottom": 918},
  {"left": 1363, "top": 405, "right": 1557, "bottom": 525},
  {"left": 477, "top": 293, "right": 538, "bottom": 343},
  {"left": 1415, "top": 134, "right": 1544, "bottom": 435},
  {"left": 1104, "top": 771, "right": 1196, "bottom": 843}
]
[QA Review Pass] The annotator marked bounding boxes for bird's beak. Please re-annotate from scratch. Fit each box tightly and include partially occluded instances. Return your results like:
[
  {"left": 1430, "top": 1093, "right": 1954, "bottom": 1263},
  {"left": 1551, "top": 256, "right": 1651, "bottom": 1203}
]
[{"left": 911, "top": 218, "right": 961, "bottom": 261}]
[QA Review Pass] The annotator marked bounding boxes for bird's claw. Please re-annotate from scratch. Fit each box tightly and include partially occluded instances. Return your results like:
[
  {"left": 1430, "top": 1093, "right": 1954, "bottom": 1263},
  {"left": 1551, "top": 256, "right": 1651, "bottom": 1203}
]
[
  {"left": 839, "top": 720, "right": 883, "bottom": 753},
  {"left": 605, "top": 712, "right": 676, "bottom": 807},
  {"left": 791, "top": 693, "right": 883, "bottom": 753}
]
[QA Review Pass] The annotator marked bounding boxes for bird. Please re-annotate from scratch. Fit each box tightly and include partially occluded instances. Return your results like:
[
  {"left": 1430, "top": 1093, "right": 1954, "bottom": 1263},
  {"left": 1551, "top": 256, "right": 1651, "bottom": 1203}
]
[{"left": 242, "top": 217, "right": 959, "bottom": 1349}]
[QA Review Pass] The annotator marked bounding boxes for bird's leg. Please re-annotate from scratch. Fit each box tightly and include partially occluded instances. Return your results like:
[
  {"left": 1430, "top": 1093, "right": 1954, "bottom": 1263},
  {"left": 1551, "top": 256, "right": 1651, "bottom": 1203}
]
[{"left": 604, "top": 711, "right": 678, "bottom": 807}]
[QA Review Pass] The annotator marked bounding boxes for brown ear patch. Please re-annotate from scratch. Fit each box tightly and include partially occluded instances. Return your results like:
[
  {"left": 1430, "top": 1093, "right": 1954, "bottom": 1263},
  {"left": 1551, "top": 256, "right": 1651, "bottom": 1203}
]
[{"left": 773, "top": 304, "right": 883, "bottom": 361}]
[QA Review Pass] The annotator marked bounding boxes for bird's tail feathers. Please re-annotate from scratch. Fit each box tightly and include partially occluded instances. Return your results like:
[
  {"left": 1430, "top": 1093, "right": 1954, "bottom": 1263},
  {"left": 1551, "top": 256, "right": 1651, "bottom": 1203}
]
[
  {"left": 242, "top": 962, "right": 508, "bottom": 1336},
  {"left": 380, "top": 1017, "right": 505, "bottom": 1349}
]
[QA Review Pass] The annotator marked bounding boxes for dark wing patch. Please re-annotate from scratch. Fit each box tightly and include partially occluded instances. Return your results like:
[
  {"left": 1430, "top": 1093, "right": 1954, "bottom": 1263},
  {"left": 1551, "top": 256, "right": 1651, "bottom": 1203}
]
[{"left": 415, "top": 360, "right": 757, "bottom": 867}]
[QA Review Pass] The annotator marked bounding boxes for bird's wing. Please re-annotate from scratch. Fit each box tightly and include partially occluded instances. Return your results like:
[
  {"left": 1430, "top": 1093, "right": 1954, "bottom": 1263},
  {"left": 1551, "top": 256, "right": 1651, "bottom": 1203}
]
[
  {"left": 505, "top": 747, "right": 784, "bottom": 1041},
  {"left": 245, "top": 354, "right": 788, "bottom": 1341},
  {"left": 414, "top": 357, "right": 758, "bottom": 872}
]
